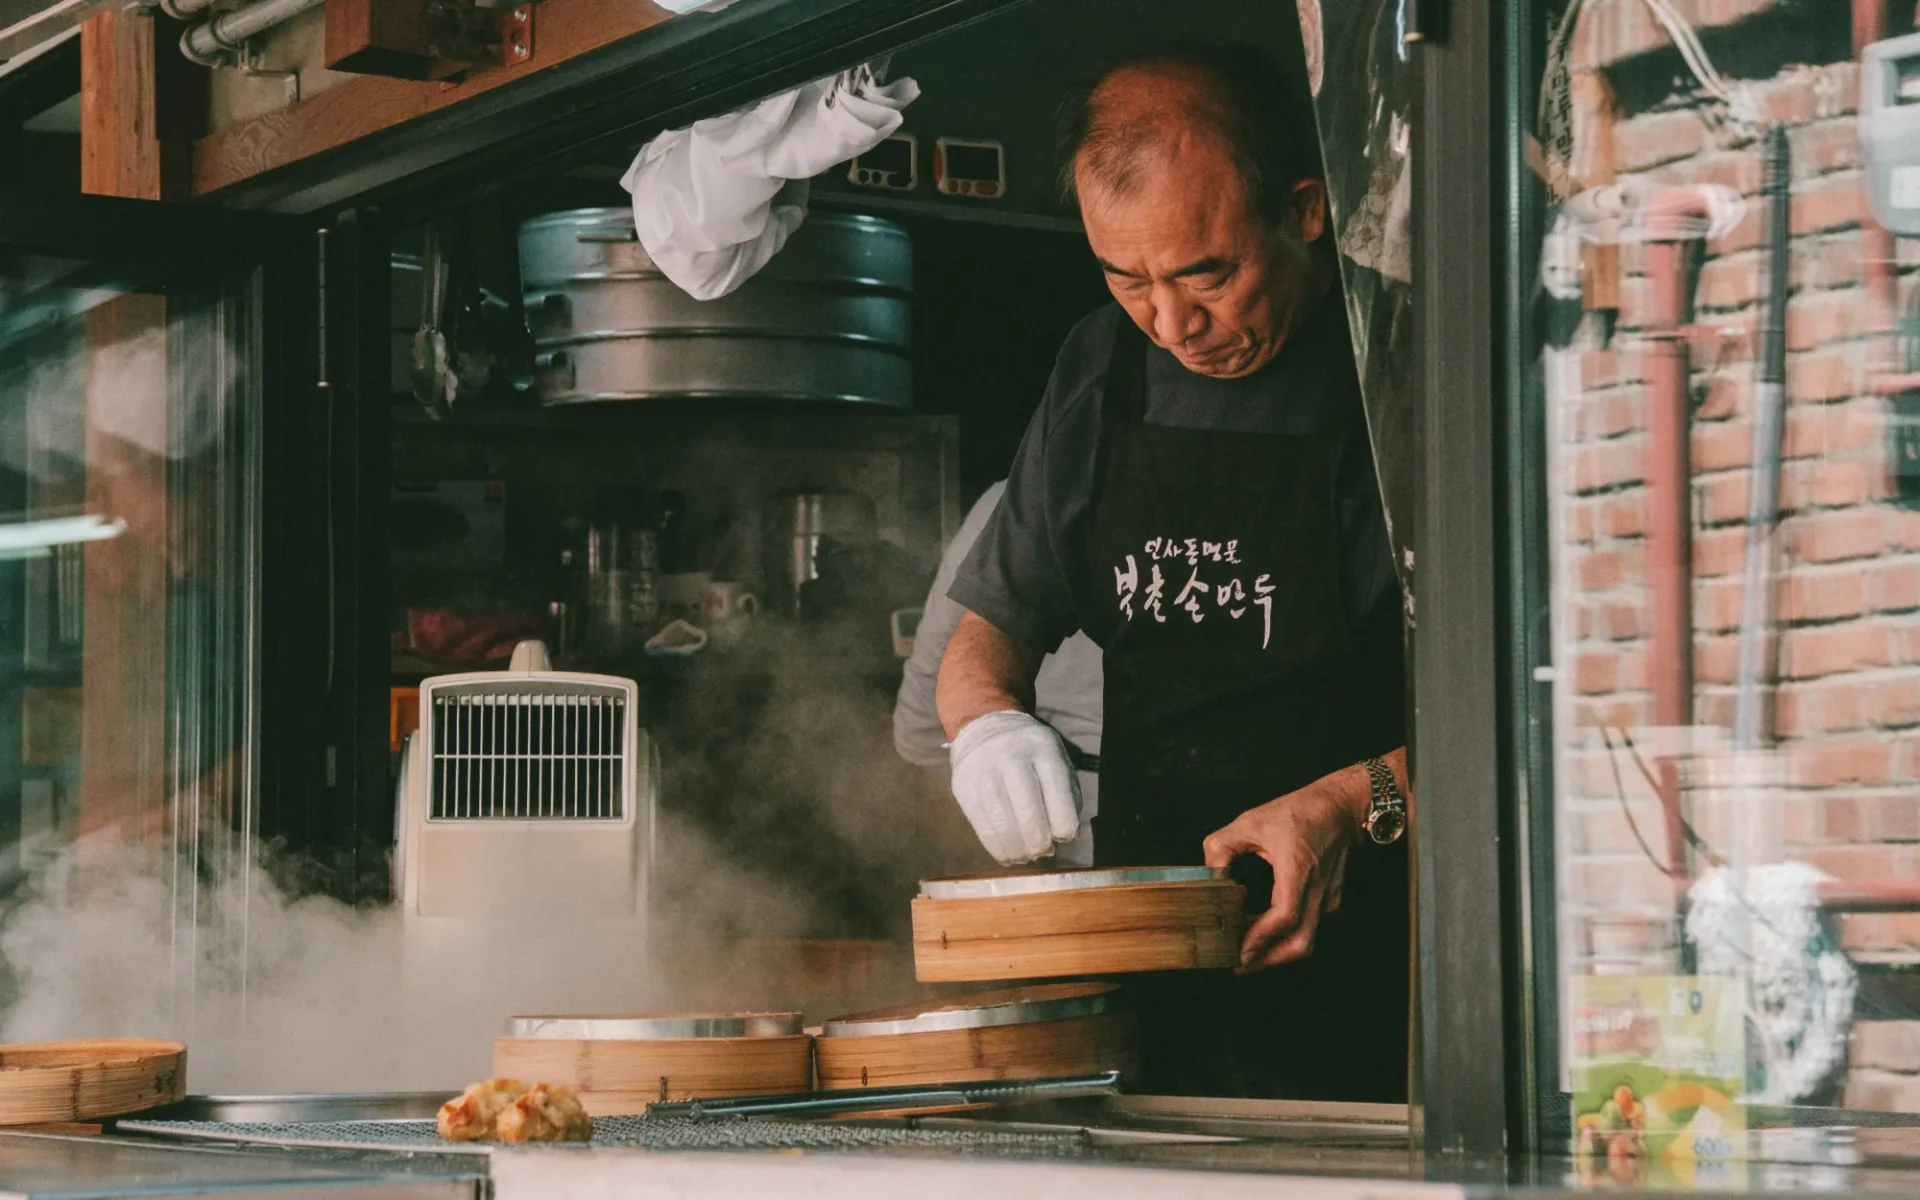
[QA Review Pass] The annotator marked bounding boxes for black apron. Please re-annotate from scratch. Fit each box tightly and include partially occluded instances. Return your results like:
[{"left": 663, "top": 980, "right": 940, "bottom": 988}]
[{"left": 1071, "top": 314, "right": 1409, "bottom": 1102}]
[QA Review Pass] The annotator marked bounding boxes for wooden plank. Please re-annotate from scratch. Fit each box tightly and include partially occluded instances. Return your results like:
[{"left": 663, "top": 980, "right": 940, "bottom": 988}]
[
  {"left": 78, "top": 295, "right": 170, "bottom": 847},
  {"left": 193, "top": 0, "right": 675, "bottom": 197}
]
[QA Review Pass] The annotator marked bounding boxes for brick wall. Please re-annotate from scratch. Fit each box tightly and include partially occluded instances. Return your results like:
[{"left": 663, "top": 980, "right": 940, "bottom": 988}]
[{"left": 1547, "top": 9, "right": 1920, "bottom": 1109}]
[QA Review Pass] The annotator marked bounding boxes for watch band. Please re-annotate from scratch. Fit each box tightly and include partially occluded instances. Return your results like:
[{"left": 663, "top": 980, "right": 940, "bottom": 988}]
[{"left": 1361, "top": 756, "right": 1408, "bottom": 845}]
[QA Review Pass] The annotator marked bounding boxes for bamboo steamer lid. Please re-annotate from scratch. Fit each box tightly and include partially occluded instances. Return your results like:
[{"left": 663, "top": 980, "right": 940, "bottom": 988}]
[
  {"left": 0, "top": 1039, "right": 186, "bottom": 1125},
  {"left": 815, "top": 982, "right": 1136, "bottom": 1090},
  {"left": 911, "top": 866, "right": 1245, "bottom": 983},
  {"left": 493, "top": 1013, "right": 812, "bottom": 1116}
]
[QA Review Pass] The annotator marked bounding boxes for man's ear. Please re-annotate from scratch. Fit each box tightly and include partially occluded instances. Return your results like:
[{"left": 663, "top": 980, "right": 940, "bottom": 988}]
[{"left": 1293, "top": 179, "right": 1329, "bottom": 243}]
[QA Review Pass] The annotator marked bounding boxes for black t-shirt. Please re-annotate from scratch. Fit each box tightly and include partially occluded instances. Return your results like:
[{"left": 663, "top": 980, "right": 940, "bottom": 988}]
[{"left": 949, "top": 298, "right": 1399, "bottom": 652}]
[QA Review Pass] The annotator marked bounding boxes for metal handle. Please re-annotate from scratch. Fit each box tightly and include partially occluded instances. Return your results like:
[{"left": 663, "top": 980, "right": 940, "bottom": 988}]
[
  {"left": 526, "top": 293, "right": 571, "bottom": 339},
  {"left": 1404, "top": 0, "right": 1444, "bottom": 44},
  {"left": 576, "top": 229, "right": 639, "bottom": 244},
  {"left": 645, "top": 1070, "right": 1122, "bottom": 1121},
  {"left": 534, "top": 350, "right": 576, "bottom": 391}
]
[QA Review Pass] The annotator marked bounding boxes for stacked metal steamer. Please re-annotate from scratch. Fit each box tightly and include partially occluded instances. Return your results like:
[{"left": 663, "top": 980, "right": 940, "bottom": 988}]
[{"left": 516, "top": 208, "right": 914, "bottom": 408}]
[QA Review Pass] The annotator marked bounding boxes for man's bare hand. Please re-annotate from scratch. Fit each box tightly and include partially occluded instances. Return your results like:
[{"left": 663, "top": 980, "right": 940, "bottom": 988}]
[{"left": 1203, "top": 767, "right": 1369, "bottom": 973}]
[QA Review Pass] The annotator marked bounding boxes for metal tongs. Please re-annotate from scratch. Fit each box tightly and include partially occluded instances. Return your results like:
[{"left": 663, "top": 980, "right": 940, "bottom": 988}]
[{"left": 644, "top": 1070, "right": 1122, "bottom": 1122}]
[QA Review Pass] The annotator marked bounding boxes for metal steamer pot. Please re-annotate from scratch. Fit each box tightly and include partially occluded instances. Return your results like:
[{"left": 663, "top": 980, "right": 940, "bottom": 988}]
[{"left": 516, "top": 208, "right": 914, "bottom": 408}]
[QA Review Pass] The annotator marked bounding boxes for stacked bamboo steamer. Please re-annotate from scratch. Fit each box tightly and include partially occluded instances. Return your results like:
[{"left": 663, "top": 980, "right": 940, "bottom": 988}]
[
  {"left": 910, "top": 866, "right": 1245, "bottom": 982},
  {"left": 815, "top": 982, "right": 1135, "bottom": 1090},
  {"left": 0, "top": 1039, "right": 186, "bottom": 1125},
  {"left": 494, "top": 1014, "right": 811, "bottom": 1116}
]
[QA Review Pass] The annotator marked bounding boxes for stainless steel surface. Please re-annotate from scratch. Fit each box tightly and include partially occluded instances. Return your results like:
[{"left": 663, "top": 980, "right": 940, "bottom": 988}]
[
  {"left": 644, "top": 1071, "right": 1122, "bottom": 1121},
  {"left": 919, "top": 866, "right": 1224, "bottom": 900},
  {"left": 524, "top": 282, "right": 910, "bottom": 350},
  {"left": 764, "top": 490, "right": 878, "bottom": 619},
  {"left": 121, "top": 1114, "right": 1088, "bottom": 1156},
  {"left": 505, "top": 1013, "right": 802, "bottom": 1039},
  {"left": 0, "top": 1131, "right": 478, "bottom": 1197},
  {"left": 517, "top": 209, "right": 912, "bottom": 409},
  {"left": 137, "top": 1094, "right": 454, "bottom": 1123},
  {"left": 428, "top": 686, "right": 628, "bottom": 821},
  {"left": 517, "top": 210, "right": 912, "bottom": 291},
  {"left": 530, "top": 337, "right": 911, "bottom": 408},
  {"left": 821, "top": 985, "right": 1116, "bottom": 1039}
]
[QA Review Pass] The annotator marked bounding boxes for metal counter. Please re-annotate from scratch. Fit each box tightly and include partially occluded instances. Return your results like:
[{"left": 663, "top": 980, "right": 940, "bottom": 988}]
[{"left": 0, "top": 1130, "right": 482, "bottom": 1199}]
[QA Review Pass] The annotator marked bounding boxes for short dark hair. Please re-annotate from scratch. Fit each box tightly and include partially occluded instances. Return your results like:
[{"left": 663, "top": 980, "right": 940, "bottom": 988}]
[{"left": 1056, "top": 44, "right": 1317, "bottom": 230}]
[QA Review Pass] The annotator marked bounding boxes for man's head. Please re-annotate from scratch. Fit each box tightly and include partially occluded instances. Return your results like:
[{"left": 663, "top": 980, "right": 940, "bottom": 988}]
[{"left": 1059, "top": 45, "right": 1330, "bottom": 379}]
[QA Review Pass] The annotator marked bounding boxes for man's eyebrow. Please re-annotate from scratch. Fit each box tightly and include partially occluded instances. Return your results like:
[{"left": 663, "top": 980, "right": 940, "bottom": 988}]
[
  {"left": 1169, "top": 256, "right": 1233, "bottom": 279},
  {"left": 1095, "top": 256, "right": 1236, "bottom": 280}
]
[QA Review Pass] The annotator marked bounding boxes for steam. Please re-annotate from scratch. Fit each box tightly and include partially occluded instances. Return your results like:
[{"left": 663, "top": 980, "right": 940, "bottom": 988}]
[{"left": 0, "top": 818, "right": 863, "bottom": 1094}]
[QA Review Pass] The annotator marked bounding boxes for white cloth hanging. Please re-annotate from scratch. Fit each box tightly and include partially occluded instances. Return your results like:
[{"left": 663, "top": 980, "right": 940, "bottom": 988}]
[{"left": 620, "top": 63, "right": 919, "bottom": 300}]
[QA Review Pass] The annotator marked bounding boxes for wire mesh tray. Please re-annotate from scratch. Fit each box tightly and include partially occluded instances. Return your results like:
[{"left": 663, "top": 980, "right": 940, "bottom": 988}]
[{"left": 119, "top": 1114, "right": 1093, "bottom": 1157}]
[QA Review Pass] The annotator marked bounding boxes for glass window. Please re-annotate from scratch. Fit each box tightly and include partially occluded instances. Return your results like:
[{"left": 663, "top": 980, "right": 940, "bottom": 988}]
[
  {"left": 1513, "top": 0, "right": 1920, "bottom": 1177},
  {"left": 0, "top": 252, "right": 260, "bottom": 1004}
]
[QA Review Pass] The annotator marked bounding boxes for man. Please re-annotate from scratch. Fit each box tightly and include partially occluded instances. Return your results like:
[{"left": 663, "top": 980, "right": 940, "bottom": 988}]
[
  {"left": 935, "top": 45, "right": 1411, "bottom": 1101},
  {"left": 893, "top": 482, "right": 1103, "bottom": 865}
]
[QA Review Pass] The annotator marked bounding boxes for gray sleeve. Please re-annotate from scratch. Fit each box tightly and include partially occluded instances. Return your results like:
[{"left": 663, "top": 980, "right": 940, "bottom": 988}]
[{"left": 893, "top": 483, "right": 1009, "bottom": 767}]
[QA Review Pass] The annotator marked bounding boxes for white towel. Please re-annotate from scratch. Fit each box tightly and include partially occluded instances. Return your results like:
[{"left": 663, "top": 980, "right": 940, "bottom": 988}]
[{"left": 621, "top": 63, "right": 919, "bottom": 300}]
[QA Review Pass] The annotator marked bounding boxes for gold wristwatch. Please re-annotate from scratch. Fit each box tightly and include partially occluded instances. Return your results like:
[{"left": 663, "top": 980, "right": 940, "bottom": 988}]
[{"left": 1361, "top": 756, "right": 1408, "bottom": 845}]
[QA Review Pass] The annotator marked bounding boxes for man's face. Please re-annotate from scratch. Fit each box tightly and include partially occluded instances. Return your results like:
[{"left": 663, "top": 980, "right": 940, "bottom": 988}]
[{"left": 1079, "top": 140, "right": 1326, "bottom": 380}]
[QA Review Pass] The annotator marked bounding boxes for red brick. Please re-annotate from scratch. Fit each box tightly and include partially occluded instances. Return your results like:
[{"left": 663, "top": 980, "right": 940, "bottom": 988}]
[
  {"left": 1695, "top": 472, "right": 1748, "bottom": 526},
  {"left": 1694, "top": 634, "right": 1740, "bottom": 685},
  {"left": 1783, "top": 401, "right": 1881, "bottom": 459},
  {"left": 1782, "top": 460, "right": 1881, "bottom": 511},
  {"left": 1685, "top": 150, "right": 1765, "bottom": 196},
  {"left": 1790, "top": 173, "right": 1865, "bottom": 237},
  {"left": 1793, "top": 121, "right": 1863, "bottom": 176},
  {"left": 1700, "top": 362, "right": 1754, "bottom": 421},
  {"left": 1708, "top": 202, "right": 1766, "bottom": 256},
  {"left": 1694, "top": 690, "right": 1736, "bottom": 727},
  {"left": 1840, "top": 912, "right": 1920, "bottom": 952},
  {"left": 1573, "top": 857, "right": 1679, "bottom": 906},
  {"left": 1796, "top": 736, "right": 1892, "bottom": 789},
  {"left": 1574, "top": 652, "right": 1619, "bottom": 695},
  {"left": 1695, "top": 252, "right": 1763, "bottom": 310},
  {"left": 1779, "top": 794, "right": 1818, "bottom": 844},
  {"left": 1782, "top": 571, "right": 1869, "bottom": 624},
  {"left": 1577, "top": 549, "right": 1625, "bottom": 591},
  {"left": 1791, "top": 510, "right": 1887, "bottom": 563},
  {"left": 1581, "top": 350, "right": 1623, "bottom": 392},
  {"left": 1787, "top": 350, "right": 1857, "bottom": 406},
  {"left": 1844, "top": 1070, "right": 1920, "bottom": 1114},
  {"left": 1777, "top": 682, "right": 1867, "bottom": 735},
  {"left": 1791, "top": 232, "right": 1863, "bottom": 294},
  {"left": 1851, "top": 1023, "right": 1920, "bottom": 1073},
  {"left": 1615, "top": 109, "right": 1710, "bottom": 173},
  {"left": 1598, "top": 601, "right": 1643, "bottom": 641},
  {"left": 1786, "top": 288, "right": 1866, "bottom": 352},
  {"left": 1693, "top": 419, "right": 1751, "bottom": 471},
  {"left": 1873, "top": 563, "right": 1920, "bottom": 613},
  {"left": 1819, "top": 794, "right": 1866, "bottom": 841},
  {"left": 1575, "top": 698, "right": 1651, "bottom": 729},
  {"left": 1696, "top": 577, "right": 1742, "bottom": 633},
  {"left": 1900, "top": 624, "right": 1920, "bottom": 666},
  {"left": 1573, "top": 441, "right": 1646, "bottom": 493},
  {"left": 1693, "top": 527, "right": 1747, "bottom": 577},
  {"left": 1867, "top": 794, "right": 1920, "bottom": 841},
  {"left": 1871, "top": 678, "right": 1920, "bottom": 728},
  {"left": 1781, "top": 622, "right": 1896, "bottom": 678},
  {"left": 1600, "top": 497, "right": 1645, "bottom": 538},
  {"left": 1894, "top": 511, "right": 1920, "bottom": 552},
  {"left": 1801, "top": 843, "right": 1918, "bottom": 882}
]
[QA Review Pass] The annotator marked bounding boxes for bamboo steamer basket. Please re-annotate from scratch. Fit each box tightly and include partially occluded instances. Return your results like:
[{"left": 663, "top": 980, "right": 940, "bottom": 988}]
[
  {"left": 911, "top": 866, "right": 1245, "bottom": 982},
  {"left": 0, "top": 1039, "right": 186, "bottom": 1125},
  {"left": 493, "top": 1014, "right": 811, "bottom": 1116},
  {"left": 815, "top": 982, "right": 1136, "bottom": 1090}
]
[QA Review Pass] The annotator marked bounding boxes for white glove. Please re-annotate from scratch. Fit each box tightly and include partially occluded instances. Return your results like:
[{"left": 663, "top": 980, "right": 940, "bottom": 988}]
[{"left": 948, "top": 711, "right": 1082, "bottom": 865}]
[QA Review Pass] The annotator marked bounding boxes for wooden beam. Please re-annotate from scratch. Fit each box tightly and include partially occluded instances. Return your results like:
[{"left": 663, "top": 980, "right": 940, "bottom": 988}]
[
  {"left": 193, "top": 0, "right": 674, "bottom": 197},
  {"left": 79, "top": 8, "right": 204, "bottom": 200}
]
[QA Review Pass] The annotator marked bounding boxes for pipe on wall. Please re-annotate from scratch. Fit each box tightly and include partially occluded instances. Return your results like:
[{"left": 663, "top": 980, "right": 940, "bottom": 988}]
[
  {"left": 178, "top": 0, "right": 324, "bottom": 66},
  {"left": 1640, "top": 186, "right": 1716, "bottom": 891}
]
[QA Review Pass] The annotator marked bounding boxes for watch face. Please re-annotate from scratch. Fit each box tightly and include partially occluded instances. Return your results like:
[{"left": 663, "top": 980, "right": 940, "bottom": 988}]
[{"left": 1368, "top": 807, "right": 1407, "bottom": 845}]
